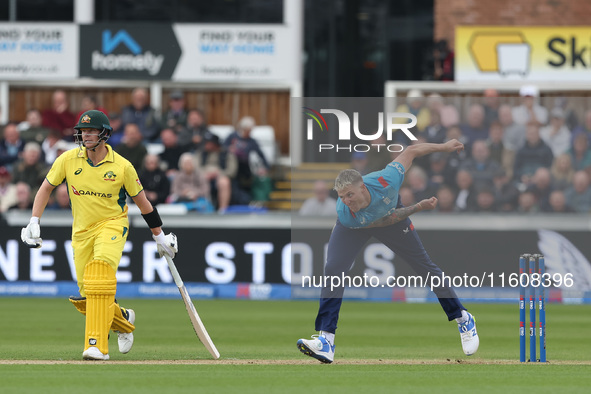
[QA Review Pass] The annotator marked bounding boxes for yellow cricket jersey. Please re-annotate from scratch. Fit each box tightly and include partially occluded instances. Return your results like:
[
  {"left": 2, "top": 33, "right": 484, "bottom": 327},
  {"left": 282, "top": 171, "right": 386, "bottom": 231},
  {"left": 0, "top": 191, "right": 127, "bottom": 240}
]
[{"left": 46, "top": 144, "right": 144, "bottom": 234}]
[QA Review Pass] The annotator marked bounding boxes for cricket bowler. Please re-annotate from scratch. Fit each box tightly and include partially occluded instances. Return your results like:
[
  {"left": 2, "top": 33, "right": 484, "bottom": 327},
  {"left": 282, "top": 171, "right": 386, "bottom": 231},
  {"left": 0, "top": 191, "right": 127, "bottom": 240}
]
[
  {"left": 21, "top": 110, "right": 178, "bottom": 360},
  {"left": 297, "top": 139, "right": 479, "bottom": 363}
]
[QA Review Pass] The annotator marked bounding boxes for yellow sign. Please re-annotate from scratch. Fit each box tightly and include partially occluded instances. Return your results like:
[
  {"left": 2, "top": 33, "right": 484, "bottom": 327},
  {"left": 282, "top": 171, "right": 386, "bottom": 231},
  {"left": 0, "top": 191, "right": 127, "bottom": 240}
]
[{"left": 456, "top": 26, "right": 591, "bottom": 81}]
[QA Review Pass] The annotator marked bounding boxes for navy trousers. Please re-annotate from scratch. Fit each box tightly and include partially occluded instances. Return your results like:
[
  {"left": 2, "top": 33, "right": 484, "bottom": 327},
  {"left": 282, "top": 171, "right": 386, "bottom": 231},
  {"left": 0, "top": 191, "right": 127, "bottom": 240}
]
[{"left": 315, "top": 219, "right": 465, "bottom": 333}]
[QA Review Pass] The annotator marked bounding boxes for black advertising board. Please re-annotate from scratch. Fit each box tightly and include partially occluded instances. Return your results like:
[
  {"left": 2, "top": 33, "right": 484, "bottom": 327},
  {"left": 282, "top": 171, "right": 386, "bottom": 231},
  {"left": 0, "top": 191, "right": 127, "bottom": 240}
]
[{"left": 79, "top": 24, "right": 181, "bottom": 80}]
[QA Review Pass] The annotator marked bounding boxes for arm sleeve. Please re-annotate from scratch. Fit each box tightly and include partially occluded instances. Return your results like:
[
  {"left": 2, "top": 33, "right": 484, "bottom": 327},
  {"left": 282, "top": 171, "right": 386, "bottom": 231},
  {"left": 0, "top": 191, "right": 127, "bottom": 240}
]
[
  {"left": 380, "top": 161, "right": 406, "bottom": 188},
  {"left": 123, "top": 163, "right": 144, "bottom": 197},
  {"left": 249, "top": 139, "right": 269, "bottom": 169},
  {"left": 45, "top": 152, "right": 67, "bottom": 186}
]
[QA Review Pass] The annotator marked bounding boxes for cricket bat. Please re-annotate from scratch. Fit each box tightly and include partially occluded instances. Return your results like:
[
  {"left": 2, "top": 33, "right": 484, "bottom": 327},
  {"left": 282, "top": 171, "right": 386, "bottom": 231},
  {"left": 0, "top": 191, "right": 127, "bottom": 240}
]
[{"left": 164, "top": 255, "right": 220, "bottom": 359}]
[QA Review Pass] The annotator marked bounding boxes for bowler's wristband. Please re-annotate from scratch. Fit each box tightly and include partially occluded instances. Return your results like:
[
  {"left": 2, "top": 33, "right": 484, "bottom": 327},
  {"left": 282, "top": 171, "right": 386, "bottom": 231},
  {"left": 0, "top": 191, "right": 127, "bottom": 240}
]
[{"left": 142, "top": 207, "right": 163, "bottom": 228}]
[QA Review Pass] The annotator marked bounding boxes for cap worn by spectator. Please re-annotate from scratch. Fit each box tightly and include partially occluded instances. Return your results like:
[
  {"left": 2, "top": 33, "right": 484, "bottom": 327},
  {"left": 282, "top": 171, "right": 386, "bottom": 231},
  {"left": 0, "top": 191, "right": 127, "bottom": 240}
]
[
  {"left": 170, "top": 90, "right": 184, "bottom": 100},
  {"left": 519, "top": 85, "right": 539, "bottom": 98},
  {"left": 0, "top": 166, "right": 10, "bottom": 177},
  {"left": 203, "top": 132, "right": 220, "bottom": 146}
]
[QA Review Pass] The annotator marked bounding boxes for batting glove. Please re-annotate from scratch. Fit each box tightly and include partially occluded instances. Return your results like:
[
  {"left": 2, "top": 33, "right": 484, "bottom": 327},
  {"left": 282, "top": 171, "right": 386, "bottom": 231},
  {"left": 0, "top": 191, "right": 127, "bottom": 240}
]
[
  {"left": 153, "top": 232, "right": 178, "bottom": 258},
  {"left": 21, "top": 217, "right": 42, "bottom": 249}
]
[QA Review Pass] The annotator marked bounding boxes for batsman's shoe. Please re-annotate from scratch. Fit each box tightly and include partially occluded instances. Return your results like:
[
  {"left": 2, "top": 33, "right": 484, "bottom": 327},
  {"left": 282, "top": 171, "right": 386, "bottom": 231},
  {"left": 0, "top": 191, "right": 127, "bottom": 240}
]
[
  {"left": 115, "top": 309, "right": 135, "bottom": 354},
  {"left": 82, "top": 346, "right": 110, "bottom": 361},
  {"left": 458, "top": 312, "right": 479, "bottom": 356},
  {"left": 297, "top": 335, "right": 335, "bottom": 363}
]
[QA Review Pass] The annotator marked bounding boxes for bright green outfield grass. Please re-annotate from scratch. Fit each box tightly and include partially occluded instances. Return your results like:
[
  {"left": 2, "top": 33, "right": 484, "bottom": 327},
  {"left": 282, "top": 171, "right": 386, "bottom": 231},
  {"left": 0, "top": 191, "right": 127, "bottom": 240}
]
[{"left": 0, "top": 298, "right": 590, "bottom": 393}]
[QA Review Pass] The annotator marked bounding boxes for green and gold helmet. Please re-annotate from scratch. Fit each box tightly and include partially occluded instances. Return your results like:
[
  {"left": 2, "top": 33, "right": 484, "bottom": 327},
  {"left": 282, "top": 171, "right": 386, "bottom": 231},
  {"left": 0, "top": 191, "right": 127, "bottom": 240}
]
[{"left": 73, "top": 110, "right": 113, "bottom": 146}]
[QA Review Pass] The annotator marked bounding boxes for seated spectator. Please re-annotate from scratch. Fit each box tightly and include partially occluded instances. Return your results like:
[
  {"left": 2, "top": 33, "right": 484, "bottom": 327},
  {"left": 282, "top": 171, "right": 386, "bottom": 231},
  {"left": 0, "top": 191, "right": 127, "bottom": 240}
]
[
  {"left": 169, "top": 152, "right": 214, "bottom": 213},
  {"left": 11, "top": 142, "right": 48, "bottom": 194},
  {"left": 115, "top": 123, "right": 147, "bottom": 171},
  {"left": 299, "top": 180, "right": 338, "bottom": 216},
  {"left": 19, "top": 109, "right": 51, "bottom": 144},
  {"left": 487, "top": 121, "right": 506, "bottom": 167},
  {"left": 460, "top": 140, "right": 500, "bottom": 189},
  {"left": 423, "top": 109, "right": 447, "bottom": 143},
  {"left": 460, "top": 104, "right": 488, "bottom": 145},
  {"left": 474, "top": 186, "right": 496, "bottom": 212},
  {"left": 0, "top": 122, "right": 25, "bottom": 171},
  {"left": 351, "top": 151, "right": 369, "bottom": 175},
  {"left": 492, "top": 169, "right": 519, "bottom": 212},
  {"left": 41, "top": 130, "right": 70, "bottom": 165},
  {"left": 76, "top": 94, "right": 107, "bottom": 121},
  {"left": 546, "top": 190, "right": 575, "bottom": 213},
  {"left": 517, "top": 190, "right": 539, "bottom": 213},
  {"left": 398, "top": 185, "right": 415, "bottom": 207},
  {"left": 7, "top": 182, "right": 33, "bottom": 210},
  {"left": 77, "top": 95, "right": 106, "bottom": 119},
  {"left": 499, "top": 104, "right": 526, "bottom": 153},
  {"left": 0, "top": 166, "right": 18, "bottom": 213},
  {"left": 527, "top": 167, "right": 553, "bottom": 212},
  {"left": 184, "top": 108, "right": 211, "bottom": 150},
  {"left": 513, "top": 123, "right": 554, "bottom": 185},
  {"left": 42, "top": 89, "right": 76, "bottom": 140},
  {"left": 445, "top": 125, "right": 469, "bottom": 164},
  {"left": 195, "top": 132, "right": 238, "bottom": 212},
  {"left": 482, "top": 89, "right": 500, "bottom": 128},
  {"left": 427, "top": 93, "right": 459, "bottom": 128},
  {"left": 159, "top": 128, "right": 189, "bottom": 176},
  {"left": 161, "top": 90, "right": 188, "bottom": 136},
  {"left": 569, "top": 133, "right": 591, "bottom": 172},
  {"left": 435, "top": 184, "right": 456, "bottom": 213},
  {"left": 454, "top": 169, "right": 477, "bottom": 212},
  {"left": 564, "top": 170, "right": 591, "bottom": 213},
  {"left": 46, "top": 183, "right": 71, "bottom": 210},
  {"left": 406, "top": 166, "right": 437, "bottom": 202},
  {"left": 550, "top": 153, "right": 574, "bottom": 191},
  {"left": 224, "top": 116, "right": 270, "bottom": 199},
  {"left": 139, "top": 154, "right": 170, "bottom": 206},
  {"left": 107, "top": 112, "right": 124, "bottom": 147},
  {"left": 427, "top": 152, "right": 456, "bottom": 188},
  {"left": 571, "top": 108, "right": 591, "bottom": 146},
  {"left": 395, "top": 89, "right": 430, "bottom": 137},
  {"left": 512, "top": 85, "right": 548, "bottom": 127},
  {"left": 553, "top": 97, "right": 578, "bottom": 132},
  {"left": 539, "top": 107, "right": 571, "bottom": 157},
  {"left": 120, "top": 88, "right": 160, "bottom": 142}
]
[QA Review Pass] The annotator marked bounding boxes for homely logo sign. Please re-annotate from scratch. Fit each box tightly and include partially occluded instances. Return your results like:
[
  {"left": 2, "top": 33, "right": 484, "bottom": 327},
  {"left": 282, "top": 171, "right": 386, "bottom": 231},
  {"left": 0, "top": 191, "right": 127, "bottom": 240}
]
[
  {"left": 79, "top": 24, "right": 181, "bottom": 79},
  {"left": 303, "top": 107, "right": 418, "bottom": 153}
]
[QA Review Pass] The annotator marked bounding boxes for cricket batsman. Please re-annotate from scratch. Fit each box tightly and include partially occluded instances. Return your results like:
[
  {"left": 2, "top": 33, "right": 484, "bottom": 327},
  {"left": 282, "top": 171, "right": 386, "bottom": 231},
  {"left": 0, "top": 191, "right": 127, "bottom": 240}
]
[
  {"left": 21, "top": 110, "right": 178, "bottom": 360},
  {"left": 297, "top": 139, "right": 479, "bottom": 363}
]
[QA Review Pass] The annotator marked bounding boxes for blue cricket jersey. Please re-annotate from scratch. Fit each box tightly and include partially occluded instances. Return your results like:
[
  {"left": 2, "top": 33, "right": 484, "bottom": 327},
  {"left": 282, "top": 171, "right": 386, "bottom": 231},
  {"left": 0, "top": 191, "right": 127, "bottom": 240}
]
[{"left": 337, "top": 161, "right": 406, "bottom": 228}]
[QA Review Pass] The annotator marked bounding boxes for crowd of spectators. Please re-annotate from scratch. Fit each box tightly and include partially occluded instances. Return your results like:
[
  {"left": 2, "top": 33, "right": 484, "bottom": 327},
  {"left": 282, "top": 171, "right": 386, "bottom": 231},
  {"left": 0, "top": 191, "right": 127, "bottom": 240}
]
[
  {"left": 4, "top": 85, "right": 591, "bottom": 217},
  {"left": 346, "top": 85, "right": 591, "bottom": 214},
  {"left": 0, "top": 88, "right": 271, "bottom": 216}
]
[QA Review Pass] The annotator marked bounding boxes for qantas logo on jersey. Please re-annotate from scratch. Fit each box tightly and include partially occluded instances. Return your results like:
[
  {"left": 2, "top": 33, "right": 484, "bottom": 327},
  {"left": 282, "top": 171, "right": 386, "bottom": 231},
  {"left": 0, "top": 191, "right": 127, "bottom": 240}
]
[{"left": 71, "top": 185, "right": 112, "bottom": 198}]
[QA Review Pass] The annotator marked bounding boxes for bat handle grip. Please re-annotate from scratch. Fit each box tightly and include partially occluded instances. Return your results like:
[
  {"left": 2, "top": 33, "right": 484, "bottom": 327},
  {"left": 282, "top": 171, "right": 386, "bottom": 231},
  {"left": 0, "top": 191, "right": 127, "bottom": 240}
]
[{"left": 165, "top": 255, "right": 184, "bottom": 287}]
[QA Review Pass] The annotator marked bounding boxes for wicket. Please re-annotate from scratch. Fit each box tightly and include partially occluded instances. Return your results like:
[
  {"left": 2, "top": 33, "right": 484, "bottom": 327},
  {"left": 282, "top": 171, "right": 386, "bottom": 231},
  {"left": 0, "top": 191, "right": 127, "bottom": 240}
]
[{"left": 519, "top": 254, "right": 546, "bottom": 362}]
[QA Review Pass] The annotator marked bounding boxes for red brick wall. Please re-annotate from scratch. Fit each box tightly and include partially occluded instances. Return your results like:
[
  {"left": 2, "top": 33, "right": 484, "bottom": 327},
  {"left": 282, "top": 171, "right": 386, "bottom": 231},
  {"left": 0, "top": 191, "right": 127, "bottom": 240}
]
[{"left": 435, "top": 0, "right": 591, "bottom": 49}]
